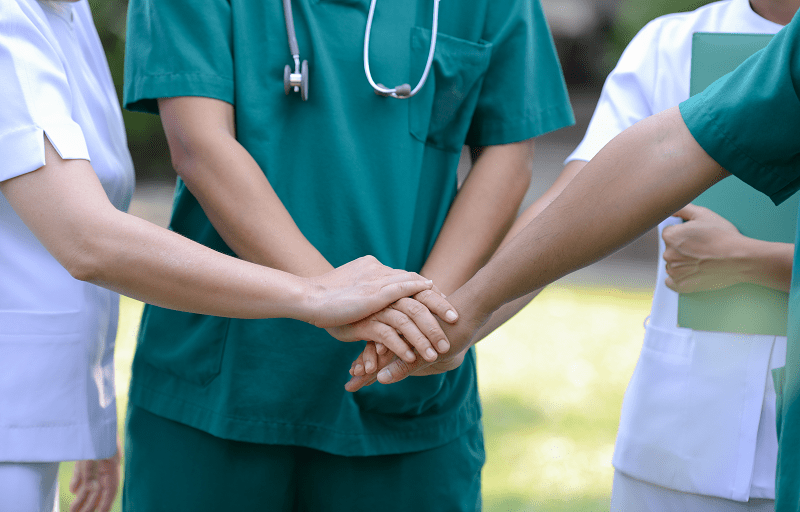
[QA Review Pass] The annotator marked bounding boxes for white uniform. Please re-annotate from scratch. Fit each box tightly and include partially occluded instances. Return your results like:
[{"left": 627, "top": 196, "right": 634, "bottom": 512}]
[
  {"left": 0, "top": 0, "right": 134, "bottom": 468},
  {"left": 567, "top": 0, "right": 786, "bottom": 506}
]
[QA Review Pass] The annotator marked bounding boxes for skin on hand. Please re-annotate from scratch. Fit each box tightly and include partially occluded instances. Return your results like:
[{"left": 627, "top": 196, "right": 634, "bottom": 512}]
[
  {"left": 662, "top": 204, "right": 746, "bottom": 292},
  {"left": 345, "top": 289, "right": 491, "bottom": 391},
  {"left": 663, "top": 204, "right": 793, "bottom": 293},
  {"left": 325, "top": 285, "right": 458, "bottom": 364},
  {"left": 69, "top": 437, "right": 121, "bottom": 512},
  {"left": 159, "top": 97, "right": 459, "bottom": 362}
]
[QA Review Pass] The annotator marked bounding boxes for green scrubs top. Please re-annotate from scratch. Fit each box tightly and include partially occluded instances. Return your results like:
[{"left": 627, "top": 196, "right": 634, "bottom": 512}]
[
  {"left": 123, "top": 0, "right": 574, "bottom": 456},
  {"left": 679, "top": 13, "right": 800, "bottom": 511}
]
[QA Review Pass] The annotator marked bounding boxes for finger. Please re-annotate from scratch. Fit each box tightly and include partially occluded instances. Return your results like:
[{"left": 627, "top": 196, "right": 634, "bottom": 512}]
[
  {"left": 97, "top": 468, "right": 117, "bottom": 512},
  {"left": 349, "top": 351, "right": 365, "bottom": 376},
  {"left": 345, "top": 350, "right": 397, "bottom": 392},
  {"left": 664, "top": 276, "right": 679, "bottom": 292},
  {"left": 70, "top": 461, "right": 85, "bottom": 494},
  {"left": 413, "top": 289, "right": 458, "bottom": 324},
  {"left": 671, "top": 203, "right": 703, "bottom": 221},
  {"left": 363, "top": 314, "right": 417, "bottom": 363},
  {"left": 376, "top": 355, "right": 432, "bottom": 385},
  {"left": 70, "top": 478, "right": 98, "bottom": 512},
  {"left": 375, "top": 342, "right": 387, "bottom": 355},
  {"left": 362, "top": 342, "right": 378, "bottom": 374},
  {"left": 375, "top": 307, "right": 439, "bottom": 361},
  {"left": 391, "top": 297, "right": 448, "bottom": 358},
  {"left": 378, "top": 278, "right": 434, "bottom": 304}
]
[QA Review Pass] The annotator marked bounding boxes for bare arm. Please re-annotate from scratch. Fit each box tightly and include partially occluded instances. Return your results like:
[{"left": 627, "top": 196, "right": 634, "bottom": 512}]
[
  {"left": 470, "top": 159, "right": 589, "bottom": 340},
  {"left": 158, "top": 97, "right": 330, "bottom": 276},
  {"left": 157, "top": 97, "right": 456, "bottom": 362},
  {"left": 419, "top": 140, "right": 535, "bottom": 294},
  {"left": 0, "top": 138, "right": 435, "bottom": 327},
  {"left": 347, "top": 106, "right": 730, "bottom": 389}
]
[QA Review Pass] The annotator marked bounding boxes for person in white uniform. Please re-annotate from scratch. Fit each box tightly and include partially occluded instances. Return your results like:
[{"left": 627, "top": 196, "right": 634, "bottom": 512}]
[
  {"left": 0, "top": 1, "right": 457, "bottom": 510},
  {"left": 560, "top": 0, "right": 798, "bottom": 509}
]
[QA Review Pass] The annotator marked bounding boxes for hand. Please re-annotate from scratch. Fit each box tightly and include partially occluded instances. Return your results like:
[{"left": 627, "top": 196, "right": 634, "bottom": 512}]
[
  {"left": 344, "top": 290, "right": 490, "bottom": 392},
  {"left": 327, "top": 287, "right": 458, "bottom": 368},
  {"left": 662, "top": 204, "right": 746, "bottom": 293},
  {"left": 307, "top": 256, "right": 455, "bottom": 327},
  {"left": 69, "top": 437, "right": 121, "bottom": 512}
]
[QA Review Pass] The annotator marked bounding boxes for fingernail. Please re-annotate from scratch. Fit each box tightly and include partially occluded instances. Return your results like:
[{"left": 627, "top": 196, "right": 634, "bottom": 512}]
[
  {"left": 445, "top": 310, "right": 458, "bottom": 322},
  {"left": 355, "top": 364, "right": 363, "bottom": 374},
  {"left": 437, "top": 340, "right": 449, "bottom": 352},
  {"left": 405, "top": 350, "right": 416, "bottom": 362},
  {"left": 378, "top": 369, "right": 392, "bottom": 382},
  {"left": 425, "top": 348, "right": 437, "bottom": 360},
  {"left": 365, "top": 361, "right": 374, "bottom": 373},
  {"left": 425, "top": 279, "right": 433, "bottom": 285}
]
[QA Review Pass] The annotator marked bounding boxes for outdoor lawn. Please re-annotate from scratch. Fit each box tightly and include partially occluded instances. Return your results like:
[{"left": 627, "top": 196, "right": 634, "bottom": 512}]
[{"left": 58, "top": 283, "right": 650, "bottom": 512}]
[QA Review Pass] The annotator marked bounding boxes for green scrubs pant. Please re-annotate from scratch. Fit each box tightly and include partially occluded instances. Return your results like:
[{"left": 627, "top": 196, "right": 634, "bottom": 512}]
[{"left": 122, "top": 405, "right": 484, "bottom": 511}]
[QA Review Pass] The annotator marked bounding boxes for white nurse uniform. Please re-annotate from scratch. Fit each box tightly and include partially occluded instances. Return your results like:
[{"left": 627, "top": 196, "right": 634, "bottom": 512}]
[
  {"left": 0, "top": 0, "right": 134, "bottom": 468},
  {"left": 566, "top": 0, "right": 786, "bottom": 507}
]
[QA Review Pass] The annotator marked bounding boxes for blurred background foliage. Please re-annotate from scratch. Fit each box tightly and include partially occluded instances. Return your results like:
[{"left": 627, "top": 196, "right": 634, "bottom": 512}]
[{"left": 89, "top": 0, "right": 714, "bottom": 182}]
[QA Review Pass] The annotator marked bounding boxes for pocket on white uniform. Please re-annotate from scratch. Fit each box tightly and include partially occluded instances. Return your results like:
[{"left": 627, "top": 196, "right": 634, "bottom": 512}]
[{"left": 0, "top": 311, "right": 85, "bottom": 428}]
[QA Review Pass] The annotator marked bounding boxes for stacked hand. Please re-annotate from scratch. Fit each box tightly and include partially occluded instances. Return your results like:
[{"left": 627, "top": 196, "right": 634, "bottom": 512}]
[
  {"left": 307, "top": 256, "right": 459, "bottom": 367},
  {"left": 343, "top": 290, "right": 492, "bottom": 392}
]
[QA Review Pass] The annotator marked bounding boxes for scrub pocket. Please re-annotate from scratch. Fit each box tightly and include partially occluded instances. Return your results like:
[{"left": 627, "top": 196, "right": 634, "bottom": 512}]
[
  {"left": 137, "top": 306, "right": 231, "bottom": 386},
  {"left": 0, "top": 311, "right": 84, "bottom": 427},
  {"left": 408, "top": 27, "right": 492, "bottom": 152}
]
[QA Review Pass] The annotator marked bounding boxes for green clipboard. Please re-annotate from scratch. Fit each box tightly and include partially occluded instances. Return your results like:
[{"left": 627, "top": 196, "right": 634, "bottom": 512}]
[{"left": 677, "top": 32, "right": 799, "bottom": 336}]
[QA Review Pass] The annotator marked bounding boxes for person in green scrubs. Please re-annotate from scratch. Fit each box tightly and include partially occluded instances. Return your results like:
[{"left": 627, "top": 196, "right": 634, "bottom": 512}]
[
  {"left": 122, "top": 0, "right": 574, "bottom": 509},
  {"left": 350, "top": 9, "right": 800, "bottom": 511}
]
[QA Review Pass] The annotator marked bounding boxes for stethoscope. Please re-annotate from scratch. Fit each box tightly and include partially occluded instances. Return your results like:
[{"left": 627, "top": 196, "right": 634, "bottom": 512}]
[{"left": 282, "top": 0, "right": 441, "bottom": 101}]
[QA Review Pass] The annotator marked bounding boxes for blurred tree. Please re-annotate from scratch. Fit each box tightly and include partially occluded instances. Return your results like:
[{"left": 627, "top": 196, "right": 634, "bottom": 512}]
[{"left": 89, "top": 0, "right": 173, "bottom": 182}]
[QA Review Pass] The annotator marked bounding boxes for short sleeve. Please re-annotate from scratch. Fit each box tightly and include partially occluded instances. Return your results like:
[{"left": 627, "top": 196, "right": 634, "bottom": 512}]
[
  {"left": 465, "top": 0, "right": 574, "bottom": 146},
  {"left": 0, "top": 0, "right": 89, "bottom": 182},
  {"left": 123, "top": 0, "right": 234, "bottom": 114},
  {"left": 680, "top": 16, "right": 800, "bottom": 205},
  {"left": 567, "top": 20, "right": 661, "bottom": 163}
]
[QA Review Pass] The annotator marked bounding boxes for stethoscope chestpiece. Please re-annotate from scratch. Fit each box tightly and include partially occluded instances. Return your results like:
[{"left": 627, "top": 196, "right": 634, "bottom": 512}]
[{"left": 284, "top": 59, "right": 309, "bottom": 101}]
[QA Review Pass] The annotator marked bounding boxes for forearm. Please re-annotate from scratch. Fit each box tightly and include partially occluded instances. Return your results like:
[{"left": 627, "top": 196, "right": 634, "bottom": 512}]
[
  {"left": 160, "top": 97, "right": 332, "bottom": 277},
  {"left": 473, "top": 159, "right": 587, "bottom": 341},
  {"left": 738, "top": 239, "right": 794, "bottom": 292},
  {"left": 463, "top": 107, "right": 729, "bottom": 318},
  {"left": 420, "top": 140, "right": 534, "bottom": 293}
]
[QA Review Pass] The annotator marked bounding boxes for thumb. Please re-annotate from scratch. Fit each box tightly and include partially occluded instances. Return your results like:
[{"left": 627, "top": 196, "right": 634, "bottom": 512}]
[{"left": 671, "top": 203, "right": 703, "bottom": 222}]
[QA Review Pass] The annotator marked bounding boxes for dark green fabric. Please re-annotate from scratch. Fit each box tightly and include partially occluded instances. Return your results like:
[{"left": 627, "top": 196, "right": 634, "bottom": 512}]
[
  {"left": 123, "top": 404, "right": 484, "bottom": 512},
  {"left": 680, "top": 12, "right": 800, "bottom": 511},
  {"left": 123, "top": 0, "right": 574, "bottom": 456}
]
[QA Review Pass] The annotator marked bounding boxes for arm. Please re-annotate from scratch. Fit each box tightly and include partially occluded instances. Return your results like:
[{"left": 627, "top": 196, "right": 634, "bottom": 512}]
[
  {"left": 0, "top": 138, "right": 437, "bottom": 327},
  {"left": 663, "top": 204, "right": 793, "bottom": 293},
  {"left": 347, "top": 106, "right": 730, "bottom": 389},
  {"left": 419, "top": 139, "right": 536, "bottom": 294},
  {"left": 469, "top": 158, "right": 589, "bottom": 340},
  {"left": 157, "top": 97, "right": 455, "bottom": 361}
]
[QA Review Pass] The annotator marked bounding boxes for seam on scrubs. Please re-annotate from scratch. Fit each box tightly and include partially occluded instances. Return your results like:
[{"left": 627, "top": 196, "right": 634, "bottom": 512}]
[{"left": 130, "top": 379, "right": 476, "bottom": 438}]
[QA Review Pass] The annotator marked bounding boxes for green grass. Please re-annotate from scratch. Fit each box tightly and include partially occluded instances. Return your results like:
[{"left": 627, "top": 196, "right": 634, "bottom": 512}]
[{"left": 58, "top": 285, "right": 651, "bottom": 511}]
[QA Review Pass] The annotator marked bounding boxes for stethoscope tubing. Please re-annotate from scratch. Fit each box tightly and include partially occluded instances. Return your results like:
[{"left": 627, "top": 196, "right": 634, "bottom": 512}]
[
  {"left": 282, "top": 0, "right": 301, "bottom": 72},
  {"left": 363, "top": 0, "right": 440, "bottom": 99}
]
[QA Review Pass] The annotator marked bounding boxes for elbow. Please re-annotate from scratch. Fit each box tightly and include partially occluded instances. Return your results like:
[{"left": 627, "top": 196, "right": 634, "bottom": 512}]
[
  {"left": 59, "top": 224, "right": 114, "bottom": 284},
  {"left": 512, "top": 138, "right": 536, "bottom": 191},
  {"left": 62, "top": 236, "right": 105, "bottom": 284}
]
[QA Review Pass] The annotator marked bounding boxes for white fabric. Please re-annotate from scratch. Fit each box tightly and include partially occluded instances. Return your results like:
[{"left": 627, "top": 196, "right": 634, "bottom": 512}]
[
  {"left": 610, "top": 470, "right": 774, "bottom": 512},
  {"left": 566, "top": 0, "right": 786, "bottom": 502},
  {"left": 0, "top": 0, "right": 134, "bottom": 461},
  {"left": 0, "top": 462, "right": 60, "bottom": 512}
]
